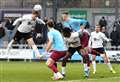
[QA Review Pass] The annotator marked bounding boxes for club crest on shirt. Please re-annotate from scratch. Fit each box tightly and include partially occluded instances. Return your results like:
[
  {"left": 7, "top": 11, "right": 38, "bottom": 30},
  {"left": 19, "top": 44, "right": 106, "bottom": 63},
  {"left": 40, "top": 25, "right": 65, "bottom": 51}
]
[{"left": 94, "top": 38, "right": 99, "bottom": 41}]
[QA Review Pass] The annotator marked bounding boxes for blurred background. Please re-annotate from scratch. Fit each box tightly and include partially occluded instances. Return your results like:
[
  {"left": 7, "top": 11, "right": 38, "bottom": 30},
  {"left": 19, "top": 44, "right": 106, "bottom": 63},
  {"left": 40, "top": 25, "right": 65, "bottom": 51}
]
[{"left": 0, "top": 0, "right": 120, "bottom": 62}]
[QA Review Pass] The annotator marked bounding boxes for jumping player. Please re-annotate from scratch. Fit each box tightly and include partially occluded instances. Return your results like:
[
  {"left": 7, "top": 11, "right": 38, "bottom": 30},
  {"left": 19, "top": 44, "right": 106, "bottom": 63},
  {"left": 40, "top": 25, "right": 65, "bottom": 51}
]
[
  {"left": 7, "top": 10, "right": 45, "bottom": 58},
  {"left": 62, "top": 12, "right": 87, "bottom": 31},
  {"left": 44, "top": 20, "right": 67, "bottom": 80},
  {"left": 89, "top": 25, "right": 116, "bottom": 74}
]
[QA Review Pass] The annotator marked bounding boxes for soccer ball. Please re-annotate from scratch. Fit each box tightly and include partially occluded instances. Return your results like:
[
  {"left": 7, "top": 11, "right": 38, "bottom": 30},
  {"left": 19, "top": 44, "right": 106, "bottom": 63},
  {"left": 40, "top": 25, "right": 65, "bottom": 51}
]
[{"left": 33, "top": 4, "right": 42, "bottom": 11}]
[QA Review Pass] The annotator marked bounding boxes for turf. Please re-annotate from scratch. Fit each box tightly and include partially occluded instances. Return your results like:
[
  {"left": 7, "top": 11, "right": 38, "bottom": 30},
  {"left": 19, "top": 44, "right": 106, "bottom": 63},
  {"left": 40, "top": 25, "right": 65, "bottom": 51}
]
[{"left": 0, "top": 61, "right": 120, "bottom": 82}]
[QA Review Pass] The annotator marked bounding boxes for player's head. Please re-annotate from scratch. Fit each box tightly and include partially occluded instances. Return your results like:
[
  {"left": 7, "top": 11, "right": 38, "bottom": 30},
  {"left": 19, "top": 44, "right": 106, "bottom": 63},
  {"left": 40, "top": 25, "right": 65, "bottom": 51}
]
[
  {"left": 32, "top": 11, "right": 40, "bottom": 20},
  {"left": 47, "top": 20, "right": 55, "bottom": 28},
  {"left": 62, "top": 11, "right": 69, "bottom": 21},
  {"left": 33, "top": 4, "right": 42, "bottom": 17},
  {"left": 101, "top": 26, "right": 106, "bottom": 32},
  {"left": 95, "top": 24, "right": 101, "bottom": 32},
  {"left": 80, "top": 23, "right": 85, "bottom": 30},
  {"left": 62, "top": 27, "right": 72, "bottom": 38}
]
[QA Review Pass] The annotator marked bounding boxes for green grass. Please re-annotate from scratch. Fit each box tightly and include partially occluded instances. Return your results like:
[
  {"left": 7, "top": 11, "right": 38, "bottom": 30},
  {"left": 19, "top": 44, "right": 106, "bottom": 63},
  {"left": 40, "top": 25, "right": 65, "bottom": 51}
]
[{"left": 0, "top": 61, "right": 120, "bottom": 82}]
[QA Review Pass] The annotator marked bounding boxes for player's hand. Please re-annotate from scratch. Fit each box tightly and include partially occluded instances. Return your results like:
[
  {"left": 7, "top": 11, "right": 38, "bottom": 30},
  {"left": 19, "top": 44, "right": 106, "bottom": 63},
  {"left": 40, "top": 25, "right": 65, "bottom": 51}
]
[
  {"left": 87, "top": 47, "right": 92, "bottom": 53},
  {"left": 36, "top": 54, "right": 44, "bottom": 59}
]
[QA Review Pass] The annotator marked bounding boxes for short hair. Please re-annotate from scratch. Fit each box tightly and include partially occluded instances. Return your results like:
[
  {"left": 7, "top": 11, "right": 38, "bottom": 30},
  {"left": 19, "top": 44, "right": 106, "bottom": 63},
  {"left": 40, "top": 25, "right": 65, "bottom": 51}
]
[
  {"left": 62, "top": 27, "right": 72, "bottom": 38},
  {"left": 47, "top": 20, "right": 55, "bottom": 28},
  {"left": 95, "top": 24, "right": 101, "bottom": 27},
  {"left": 32, "top": 10, "right": 39, "bottom": 16},
  {"left": 95, "top": 24, "right": 102, "bottom": 31},
  {"left": 62, "top": 11, "right": 69, "bottom": 15}
]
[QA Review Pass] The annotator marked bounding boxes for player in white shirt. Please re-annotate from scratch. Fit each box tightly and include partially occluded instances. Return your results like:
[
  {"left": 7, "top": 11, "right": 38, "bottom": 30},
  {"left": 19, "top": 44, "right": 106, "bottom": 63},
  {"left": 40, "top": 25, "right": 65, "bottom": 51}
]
[
  {"left": 7, "top": 10, "right": 45, "bottom": 58},
  {"left": 89, "top": 25, "right": 116, "bottom": 74},
  {"left": 62, "top": 27, "right": 90, "bottom": 78}
]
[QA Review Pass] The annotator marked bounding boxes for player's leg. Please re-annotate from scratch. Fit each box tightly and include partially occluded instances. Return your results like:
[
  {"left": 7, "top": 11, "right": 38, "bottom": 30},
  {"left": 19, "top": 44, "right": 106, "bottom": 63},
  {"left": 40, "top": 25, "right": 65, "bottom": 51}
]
[
  {"left": 61, "top": 51, "right": 71, "bottom": 76},
  {"left": 7, "top": 39, "right": 14, "bottom": 50},
  {"left": 46, "top": 58, "right": 63, "bottom": 80},
  {"left": 62, "top": 47, "right": 75, "bottom": 76},
  {"left": 53, "top": 62, "right": 58, "bottom": 78},
  {"left": 92, "top": 54, "right": 96, "bottom": 74},
  {"left": 7, "top": 31, "right": 20, "bottom": 50},
  {"left": 101, "top": 52, "right": 116, "bottom": 74},
  {"left": 79, "top": 48, "right": 90, "bottom": 77},
  {"left": 46, "top": 51, "right": 66, "bottom": 80},
  {"left": 26, "top": 38, "right": 41, "bottom": 58},
  {"left": 91, "top": 48, "right": 99, "bottom": 74},
  {"left": 6, "top": 31, "right": 21, "bottom": 54}
]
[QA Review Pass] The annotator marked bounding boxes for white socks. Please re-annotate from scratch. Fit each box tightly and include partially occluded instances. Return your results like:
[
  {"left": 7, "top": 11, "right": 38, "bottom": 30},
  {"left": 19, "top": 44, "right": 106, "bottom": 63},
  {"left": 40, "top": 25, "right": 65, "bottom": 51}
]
[
  {"left": 62, "top": 67, "right": 66, "bottom": 75},
  {"left": 92, "top": 61, "right": 96, "bottom": 72},
  {"left": 84, "top": 64, "right": 88, "bottom": 71},
  {"left": 54, "top": 73, "right": 58, "bottom": 78},
  {"left": 56, "top": 72, "right": 63, "bottom": 78},
  {"left": 107, "top": 62, "right": 113, "bottom": 71},
  {"left": 32, "top": 45, "right": 40, "bottom": 56},
  {"left": 92, "top": 61, "right": 113, "bottom": 72},
  {"left": 7, "top": 39, "right": 14, "bottom": 50}
]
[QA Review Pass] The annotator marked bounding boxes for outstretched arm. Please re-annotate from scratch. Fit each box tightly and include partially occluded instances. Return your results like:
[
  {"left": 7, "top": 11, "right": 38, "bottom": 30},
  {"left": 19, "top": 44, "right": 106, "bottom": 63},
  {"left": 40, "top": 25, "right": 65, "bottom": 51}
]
[
  {"left": 36, "top": 18, "right": 45, "bottom": 25},
  {"left": 88, "top": 35, "right": 92, "bottom": 48},
  {"left": 45, "top": 38, "right": 52, "bottom": 52},
  {"left": 13, "top": 17, "right": 24, "bottom": 26},
  {"left": 45, "top": 32, "right": 53, "bottom": 52},
  {"left": 101, "top": 33, "right": 110, "bottom": 42}
]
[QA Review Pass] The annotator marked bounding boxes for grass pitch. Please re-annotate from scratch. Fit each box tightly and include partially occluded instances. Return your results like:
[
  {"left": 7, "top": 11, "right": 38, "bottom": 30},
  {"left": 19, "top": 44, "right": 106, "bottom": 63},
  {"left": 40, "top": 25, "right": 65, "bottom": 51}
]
[{"left": 0, "top": 61, "right": 120, "bottom": 82}]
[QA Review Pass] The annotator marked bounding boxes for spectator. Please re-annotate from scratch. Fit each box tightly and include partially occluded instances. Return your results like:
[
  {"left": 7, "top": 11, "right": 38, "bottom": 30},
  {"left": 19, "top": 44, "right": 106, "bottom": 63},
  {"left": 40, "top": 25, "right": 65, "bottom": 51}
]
[
  {"left": 5, "top": 17, "right": 14, "bottom": 42},
  {"left": 110, "top": 28, "right": 120, "bottom": 50},
  {"left": 33, "top": 19, "right": 48, "bottom": 45},
  {"left": 115, "top": 19, "right": 120, "bottom": 36},
  {"left": 99, "top": 16, "right": 107, "bottom": 29},
  {"left": 0, "top": 22, "right": 6, "bottom": 48},
  {"left": 102, "top": 27, "right": 109, "bottom": 47}
]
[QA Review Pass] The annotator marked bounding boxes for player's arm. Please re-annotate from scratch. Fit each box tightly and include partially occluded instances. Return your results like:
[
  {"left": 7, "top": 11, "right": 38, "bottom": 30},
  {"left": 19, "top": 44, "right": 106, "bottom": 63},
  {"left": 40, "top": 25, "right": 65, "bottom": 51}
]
[
  {"left": 36, "top": 18, "right": 45, "bottom": 25},
  {"left": 45, "top": 33, "right": 53, "bottom": 52},
  {"left": 45, "top": 38, "right": 52, "bottom": 52},
  {"left": 13, "top": 17, "right": 24, "bottom": 26},
  {"left": 101, "top": 33, "right": 110, "bottom": 42},
  {"left": 88, "top": 34, "right": 92, "bottom": 48}
]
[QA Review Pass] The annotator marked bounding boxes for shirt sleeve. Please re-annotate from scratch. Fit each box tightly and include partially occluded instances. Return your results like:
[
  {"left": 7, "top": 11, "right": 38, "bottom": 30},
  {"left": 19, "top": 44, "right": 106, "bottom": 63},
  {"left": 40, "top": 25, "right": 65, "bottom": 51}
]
[
  {"left": 88, "top": 34, "right": 92, "bottom": 47},
  {"left": 79, "top": 19, "right": 87, "bottom": 26},
  {"left": 36, "top": 18, "right": 45, "bottom": 25},
  {"left": 13, "top": 17, "right": 24, "bottom": 26},
  {"left": 101, "top": 33, "right": 110, "bottom": 42}
]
